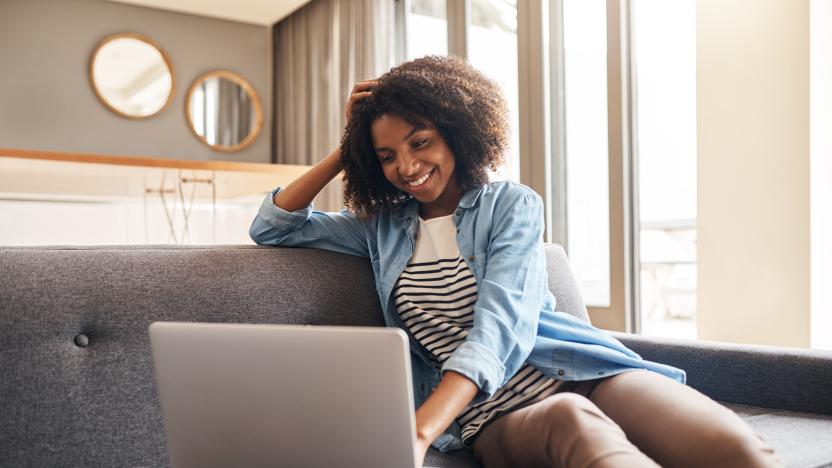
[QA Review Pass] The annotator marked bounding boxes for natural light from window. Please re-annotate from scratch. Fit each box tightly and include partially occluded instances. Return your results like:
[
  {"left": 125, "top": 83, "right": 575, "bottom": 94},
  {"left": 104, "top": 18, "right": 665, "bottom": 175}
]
[
  {"left": 563, "top": 0, "right": 611, "bottom": 308},
  {"left": 633, "top": 0, "right": 697, "bottom": 340},
  {"left": 467, "top": 0, "right": 519, "bottom": 183}
]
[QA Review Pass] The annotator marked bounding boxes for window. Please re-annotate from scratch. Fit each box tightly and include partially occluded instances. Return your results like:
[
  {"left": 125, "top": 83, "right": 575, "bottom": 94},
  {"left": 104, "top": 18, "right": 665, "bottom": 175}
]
[
  {"left": 632, "top": 0, "right": 697, "bottom": 338},
  {"left": 555, "top": 0, "right": 697, "bottom": 334},
  {"left": 562, "top": 0, "right": 611, "bottom": 307},
  {"left": 404, "top": 0, "right": 447, "bottom": 61},
  {"left": 398, "top": 0, "right": 701, "bottom": 337},
  {"left": 467, "top": 0, "right": 519, "bottom": 182}
]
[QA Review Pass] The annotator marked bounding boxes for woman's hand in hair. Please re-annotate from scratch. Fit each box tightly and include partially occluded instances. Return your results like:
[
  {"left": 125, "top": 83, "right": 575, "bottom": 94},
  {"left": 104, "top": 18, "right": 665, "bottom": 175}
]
[
  {"left": 271, "top": 81, "right": 375, "bottom": 213},
  {"left": 345, "top": 79, "right": 377, "bottom": 123}
]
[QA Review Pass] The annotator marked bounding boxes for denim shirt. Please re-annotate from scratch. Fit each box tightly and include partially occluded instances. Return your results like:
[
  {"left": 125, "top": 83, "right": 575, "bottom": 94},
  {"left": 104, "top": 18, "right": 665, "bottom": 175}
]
[{"left": 249, "top": 180, "right": 686, "bottom": 452}]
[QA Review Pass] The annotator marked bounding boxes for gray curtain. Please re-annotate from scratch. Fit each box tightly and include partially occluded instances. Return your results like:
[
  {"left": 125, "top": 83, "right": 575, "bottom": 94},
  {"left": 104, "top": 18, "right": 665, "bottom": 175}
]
[
  {"left": 274, "top": 0, "right": 393, "bottom": 211},
  {"left": 215, "top": 79, "right": 252, "bottom": 146}
]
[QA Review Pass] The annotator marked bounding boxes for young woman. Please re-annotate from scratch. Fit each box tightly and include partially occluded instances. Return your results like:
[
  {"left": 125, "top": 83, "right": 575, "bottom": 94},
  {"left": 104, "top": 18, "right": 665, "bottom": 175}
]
[{"left": 250, "top": 56, "right": 781, "bottom": 468}]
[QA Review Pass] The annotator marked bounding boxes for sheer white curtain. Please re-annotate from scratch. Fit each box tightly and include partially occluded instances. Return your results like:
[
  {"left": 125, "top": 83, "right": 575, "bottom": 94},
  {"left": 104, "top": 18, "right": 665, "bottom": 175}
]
[{"left": 274, "top": 0, "right": 393, "bottom": 211}]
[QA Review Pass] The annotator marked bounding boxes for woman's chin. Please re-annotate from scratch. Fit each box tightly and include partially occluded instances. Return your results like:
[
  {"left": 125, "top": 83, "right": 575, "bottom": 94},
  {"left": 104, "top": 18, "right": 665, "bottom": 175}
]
[
  {"left": 411, "top": 192, "right": 438, "bottom": 203},
  {"left": 401, "top": 184, "right": 436, "bottom": 202},
  {"left": 400, "top": 176, "right": 451, "bottom": 205}
]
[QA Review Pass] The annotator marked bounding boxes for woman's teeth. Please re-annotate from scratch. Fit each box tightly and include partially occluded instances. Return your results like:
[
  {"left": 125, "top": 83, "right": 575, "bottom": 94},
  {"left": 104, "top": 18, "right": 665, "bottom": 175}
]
[{"left": 407, "top": 170, "right": 432, "bottom": 187}]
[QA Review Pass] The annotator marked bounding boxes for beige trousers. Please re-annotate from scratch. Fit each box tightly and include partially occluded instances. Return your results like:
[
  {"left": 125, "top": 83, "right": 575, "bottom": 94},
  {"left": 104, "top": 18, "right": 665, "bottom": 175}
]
[{"left": 472, "top": 369, "right": 782, "bottom": 468}]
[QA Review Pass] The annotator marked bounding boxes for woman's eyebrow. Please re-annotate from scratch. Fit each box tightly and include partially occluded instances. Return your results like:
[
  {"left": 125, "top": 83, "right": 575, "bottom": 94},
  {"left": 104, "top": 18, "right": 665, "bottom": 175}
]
[{"left": 374, "top": 123, "right": 428, "bottom": 152}]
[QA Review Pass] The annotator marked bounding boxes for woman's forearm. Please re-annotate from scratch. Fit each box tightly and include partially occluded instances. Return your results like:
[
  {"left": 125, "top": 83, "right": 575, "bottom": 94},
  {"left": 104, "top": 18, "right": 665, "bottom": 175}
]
[
  {"left": 273, "top": 148, "right": 343, "bottom": 212},
  {"left": 415, "top": 370, "right": 479, "bottom": 445}
]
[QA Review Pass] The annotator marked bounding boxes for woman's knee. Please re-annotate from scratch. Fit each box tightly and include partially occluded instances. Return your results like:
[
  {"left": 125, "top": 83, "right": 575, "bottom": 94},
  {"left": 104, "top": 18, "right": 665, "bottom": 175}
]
[
  {"left": 472, "top": 394, "right": 611, "bottom": 468},
  {"left": 538, "top": 392, "right": 619, "bottom": 435},
  {"left": 534, "top": 393, "right": 655, "bottom": 468},
  {"left": 540, "top": 392, "right": 594, "bottom": 416}
]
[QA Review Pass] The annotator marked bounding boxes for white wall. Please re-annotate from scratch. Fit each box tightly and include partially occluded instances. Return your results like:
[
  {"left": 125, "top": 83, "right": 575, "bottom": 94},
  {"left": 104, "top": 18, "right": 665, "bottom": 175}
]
[
  {"left": 697, "top": 0, "right": 811, "bottom": 347},
  {"left": 811, "top": 0, "right": 832, "bottom": 350},
  {"left": 0, "top": 199, "right": 260, "bottom": 246}
]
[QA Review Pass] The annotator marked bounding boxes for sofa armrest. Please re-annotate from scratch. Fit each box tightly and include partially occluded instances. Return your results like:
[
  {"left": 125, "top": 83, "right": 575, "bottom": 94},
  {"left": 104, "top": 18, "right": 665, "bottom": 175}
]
[{"left": 608, "top": 331, "right": 832, "bottom": 416}]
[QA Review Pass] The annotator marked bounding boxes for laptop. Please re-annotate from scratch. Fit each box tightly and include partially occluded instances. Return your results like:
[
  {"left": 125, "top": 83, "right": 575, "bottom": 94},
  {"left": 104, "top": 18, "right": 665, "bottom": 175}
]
[{"left": 149, "top": 322, "right": 428, "bottom": 468}]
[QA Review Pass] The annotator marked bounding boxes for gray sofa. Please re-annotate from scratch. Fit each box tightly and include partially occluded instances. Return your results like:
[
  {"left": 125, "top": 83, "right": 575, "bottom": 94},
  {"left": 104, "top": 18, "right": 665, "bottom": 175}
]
[{"left": 1, "top": 245, "right": 831, "bottom": 468}]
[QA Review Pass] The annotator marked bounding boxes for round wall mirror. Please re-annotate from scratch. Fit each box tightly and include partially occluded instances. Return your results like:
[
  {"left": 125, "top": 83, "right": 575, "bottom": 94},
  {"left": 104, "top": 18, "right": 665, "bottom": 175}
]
[
  {"left": 185, "top": 70, "right": 263, "bottom": 153},
  {"left": 89, "top": 33, "right": 175, "bottom": 119}
]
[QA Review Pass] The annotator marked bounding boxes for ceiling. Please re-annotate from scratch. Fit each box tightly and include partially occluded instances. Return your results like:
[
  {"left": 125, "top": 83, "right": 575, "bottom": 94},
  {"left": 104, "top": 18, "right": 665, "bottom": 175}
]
[{"left": 107, "top": 0, "right": 312, "bottom": 26}]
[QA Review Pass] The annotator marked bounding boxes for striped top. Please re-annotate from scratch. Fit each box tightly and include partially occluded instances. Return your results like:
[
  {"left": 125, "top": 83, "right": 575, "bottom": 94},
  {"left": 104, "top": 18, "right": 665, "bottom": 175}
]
[{"left": 394, "top": 214, "right": 566, "bottom": 443}]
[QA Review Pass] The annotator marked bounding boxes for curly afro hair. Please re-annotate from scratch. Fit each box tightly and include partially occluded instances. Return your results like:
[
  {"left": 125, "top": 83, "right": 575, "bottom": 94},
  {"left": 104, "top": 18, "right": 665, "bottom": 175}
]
[{"left": 340, "top": 55, "right": 510, "bottom": 218}]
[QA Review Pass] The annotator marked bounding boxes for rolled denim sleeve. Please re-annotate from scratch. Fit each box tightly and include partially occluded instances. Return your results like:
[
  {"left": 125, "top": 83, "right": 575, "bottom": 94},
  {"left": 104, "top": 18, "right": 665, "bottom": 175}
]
[
  {"left": 441, "top": 189, "right": 546, "bottom": 403},
  {"left": 249, "top": 187, "right": 370, "bottom": 258}
]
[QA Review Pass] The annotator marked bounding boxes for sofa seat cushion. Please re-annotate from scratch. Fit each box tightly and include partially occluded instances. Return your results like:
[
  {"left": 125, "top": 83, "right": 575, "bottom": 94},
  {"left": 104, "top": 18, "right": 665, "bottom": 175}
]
[{"left": 725, "top": 403, "right": 832, "bottom": 468}]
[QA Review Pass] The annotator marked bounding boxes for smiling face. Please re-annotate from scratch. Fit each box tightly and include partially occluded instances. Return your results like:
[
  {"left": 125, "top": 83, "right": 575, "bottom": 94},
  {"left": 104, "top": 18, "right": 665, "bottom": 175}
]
[{"left": 371, "top": 113, "right": 463, "bottom": 219}]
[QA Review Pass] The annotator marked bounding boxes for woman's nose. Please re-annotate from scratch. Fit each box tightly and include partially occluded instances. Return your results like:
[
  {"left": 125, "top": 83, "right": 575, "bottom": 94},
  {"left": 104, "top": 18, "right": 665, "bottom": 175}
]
[{"left": 398, "top": 152, "right": 420, "bottom": 177}]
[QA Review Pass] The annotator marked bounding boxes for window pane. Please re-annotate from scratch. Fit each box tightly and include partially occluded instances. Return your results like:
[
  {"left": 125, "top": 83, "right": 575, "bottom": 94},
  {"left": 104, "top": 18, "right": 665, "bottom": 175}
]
[
  {"left": 468, "top": 0, "right": 519, "bottom": 183},
  {"left": 563, "top": 0, "right": 611, "bottom": 307},
  {"left": 407, "top": 0, "right": 448, "bottom": 60},
  {"left": 632, "top": 0, "right": 697, "bottom": 339},
  {"left": 811, "top": 0, "right": 832, "bottom": 350}
]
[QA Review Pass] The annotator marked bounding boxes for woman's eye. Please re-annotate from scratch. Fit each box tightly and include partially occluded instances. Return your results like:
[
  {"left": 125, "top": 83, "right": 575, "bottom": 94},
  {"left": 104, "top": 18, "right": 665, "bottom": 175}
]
[
  {"left": 412, "top": 138, "right": 429, "bottom": 148},
  {"left": 379, "top": 154, "right": 394, "bottom": 163}
]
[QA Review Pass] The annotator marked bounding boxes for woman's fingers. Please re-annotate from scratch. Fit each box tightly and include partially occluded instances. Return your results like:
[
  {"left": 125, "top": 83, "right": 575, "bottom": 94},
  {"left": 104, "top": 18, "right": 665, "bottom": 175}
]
[
  {"left": 351, "top": 79, "right": 378, "bottom": 94},
  {"left": 353, "top": 78, "right": 378, "bottom": 89},
  {"left": 345, "top": 95, "right": 370, "bottom": 121},
  {"left": 349, "top": 91, "right": 372, "bottom": 101},
  {"left": 345, "top": 81, "right": 377, "bottom": 121},
  {"left": 346, "top": 91, "right": 372, "bottom": 111}
]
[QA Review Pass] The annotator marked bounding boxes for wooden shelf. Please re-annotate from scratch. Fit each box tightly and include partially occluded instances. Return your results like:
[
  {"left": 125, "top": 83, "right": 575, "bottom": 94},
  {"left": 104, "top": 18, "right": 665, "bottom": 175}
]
[{"left": 0, "top": 148, "right": 310, "bottom": 201}]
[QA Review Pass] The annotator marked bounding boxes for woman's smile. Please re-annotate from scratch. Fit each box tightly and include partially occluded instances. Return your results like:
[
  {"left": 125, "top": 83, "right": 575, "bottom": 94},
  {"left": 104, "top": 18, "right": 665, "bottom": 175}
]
[{"left": 403, "top": 168, "right": 434, "bottom": 192}]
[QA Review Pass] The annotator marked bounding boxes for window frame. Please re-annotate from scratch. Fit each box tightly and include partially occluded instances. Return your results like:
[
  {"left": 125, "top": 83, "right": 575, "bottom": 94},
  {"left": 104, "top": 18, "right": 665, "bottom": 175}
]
[{"left": 529, "top": 0, "right": 641, "bottom": 333}]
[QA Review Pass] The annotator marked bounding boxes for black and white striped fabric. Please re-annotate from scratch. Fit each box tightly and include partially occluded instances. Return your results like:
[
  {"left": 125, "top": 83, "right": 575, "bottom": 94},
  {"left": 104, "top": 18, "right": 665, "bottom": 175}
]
[{"left": 395, "top": 214, "right": 567, "bottom": 443}]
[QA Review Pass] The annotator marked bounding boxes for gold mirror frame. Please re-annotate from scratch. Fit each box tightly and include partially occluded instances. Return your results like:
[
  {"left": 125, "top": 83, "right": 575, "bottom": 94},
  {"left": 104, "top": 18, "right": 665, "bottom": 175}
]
[
  {"left": 185, "top": 70, "right": 264, "bottom": 153},
  {"left": 88, "top": 32, "right": 176, "bottom": 120}
]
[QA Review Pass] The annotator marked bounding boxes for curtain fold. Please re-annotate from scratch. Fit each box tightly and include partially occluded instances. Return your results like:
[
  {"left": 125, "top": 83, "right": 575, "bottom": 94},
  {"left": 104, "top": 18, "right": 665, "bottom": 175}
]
[{"left": 274, "top": 0, "right": 392, "bottom": 211}]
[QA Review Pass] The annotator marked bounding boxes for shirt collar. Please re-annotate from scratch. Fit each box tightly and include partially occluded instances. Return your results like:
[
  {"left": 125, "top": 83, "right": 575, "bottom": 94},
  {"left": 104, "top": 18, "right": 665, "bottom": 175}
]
[
  {"left": 458, "top": 184, "right": 486, "bottom": 209},
  {"left": 394, "top": 184, "right": 486, "bottom": 221}
]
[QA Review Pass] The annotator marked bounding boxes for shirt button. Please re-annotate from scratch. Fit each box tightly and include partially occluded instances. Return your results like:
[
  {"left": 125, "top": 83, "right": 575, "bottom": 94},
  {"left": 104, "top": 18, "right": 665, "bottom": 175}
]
[
  {"left": 455, "top": 210, "right": 461, "bottom": 217},
  {"left": 468, "top": 256, "right": 475, "bottom": 261},
  {"left": 456, "top": 228, "right": 460, "bottom": 234},
  {"left": 406, "top": 217, "right": 412, "bottom": 223},
  {"left": 557, "top": 369, "right": 565, "bottom": 376}
]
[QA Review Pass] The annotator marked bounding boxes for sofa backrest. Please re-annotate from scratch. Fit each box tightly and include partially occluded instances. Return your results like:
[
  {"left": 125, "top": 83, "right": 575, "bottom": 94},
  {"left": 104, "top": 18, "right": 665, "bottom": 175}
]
[{"left": 0, "top": 244, "right": 586, "bottom": 466}]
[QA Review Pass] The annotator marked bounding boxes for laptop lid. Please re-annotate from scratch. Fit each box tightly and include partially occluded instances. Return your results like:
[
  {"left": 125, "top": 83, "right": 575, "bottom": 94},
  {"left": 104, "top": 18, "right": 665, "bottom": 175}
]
[{"left": 149, "top": 322, "right": 419, "bottom": 468}]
